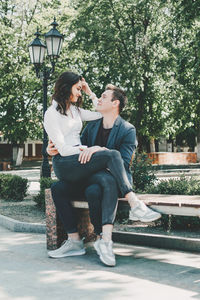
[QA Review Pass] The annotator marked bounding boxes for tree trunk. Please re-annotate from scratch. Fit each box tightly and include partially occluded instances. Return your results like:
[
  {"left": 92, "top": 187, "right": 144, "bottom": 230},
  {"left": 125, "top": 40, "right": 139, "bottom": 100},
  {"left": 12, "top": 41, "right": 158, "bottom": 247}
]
[
  {"left": 16, "top": 147, "right": 24, "bottom": 166},
  {"left": 12, "top": 146, "right": 18, "bottom": 164},
  {"left": 12, "top": 145, "right": 24, "bottom": 166},
  {"left": 197, "top": 129, "right": 200, "bottom": 161},
  {"left": 137, "top": 134, "right": 145, "bottom": 153},
  {"left": 150, "top": 137, "right": 155, "bottom": 152},
  {"left": 155, "top": 140, "right": 159, "bottom": 152}
]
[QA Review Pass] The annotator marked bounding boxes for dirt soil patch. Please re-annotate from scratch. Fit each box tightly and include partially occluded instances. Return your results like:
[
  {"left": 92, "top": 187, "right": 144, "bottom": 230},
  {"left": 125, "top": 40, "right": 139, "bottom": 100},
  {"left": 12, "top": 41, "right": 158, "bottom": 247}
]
[
  {"left": 1, "top": 197, "right": 200, "bottom": 239},
  {"left": 0, "top": 197, "right": 46, "bottom": 224}
]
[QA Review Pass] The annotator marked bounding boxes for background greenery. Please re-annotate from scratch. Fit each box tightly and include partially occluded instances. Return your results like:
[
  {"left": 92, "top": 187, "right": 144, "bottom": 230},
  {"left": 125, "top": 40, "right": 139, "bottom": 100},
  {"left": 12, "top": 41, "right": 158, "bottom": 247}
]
[
  {"left": 0, "top": 174, "right": 28, "bottom": 201},
  {"left": 0, "top": 0, "right": 199, "bottom": 153},
  {"left": 0, "top": 0, "right": 199, "bottom": 231},
  {"left": 33, "top": 177, "right": 57, "bottom": 210}
]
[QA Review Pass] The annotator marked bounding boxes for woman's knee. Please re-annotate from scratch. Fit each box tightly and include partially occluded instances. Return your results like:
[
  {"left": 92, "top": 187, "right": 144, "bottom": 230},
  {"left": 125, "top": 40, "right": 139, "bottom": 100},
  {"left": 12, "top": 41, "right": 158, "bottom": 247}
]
[{"left": 109, "top": 149, "right": 121, "bottom": 160}]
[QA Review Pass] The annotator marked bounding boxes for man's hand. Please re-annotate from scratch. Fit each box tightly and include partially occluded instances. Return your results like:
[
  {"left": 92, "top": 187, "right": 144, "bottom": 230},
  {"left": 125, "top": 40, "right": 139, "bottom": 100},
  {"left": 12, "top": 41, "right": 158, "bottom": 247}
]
[
  {"left": 78, "top": 146, "right": 105, "bottom": 164},
  {"left": 47, "top": 140, "right": 59, "bottom": 156}
]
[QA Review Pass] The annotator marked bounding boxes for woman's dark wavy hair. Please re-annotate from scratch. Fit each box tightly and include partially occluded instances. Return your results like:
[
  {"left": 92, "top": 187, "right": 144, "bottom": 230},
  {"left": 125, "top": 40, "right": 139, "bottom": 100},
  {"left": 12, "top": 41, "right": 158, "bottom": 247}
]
[{"left": 52, "top": 71, "right": 82, "bottom": 115}]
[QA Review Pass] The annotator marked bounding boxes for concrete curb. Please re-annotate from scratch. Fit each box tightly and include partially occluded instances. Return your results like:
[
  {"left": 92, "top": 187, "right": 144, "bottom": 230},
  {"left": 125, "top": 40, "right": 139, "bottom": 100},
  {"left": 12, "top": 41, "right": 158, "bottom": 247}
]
[
  {"left": 1, "top": 213, "right": 200, "bottom": 253},
  {"left": 0, "top": 214, "right": 46, "bottom": 234},
  {"left": 113, "top": 230, "right": 200, "bottom": 253}
]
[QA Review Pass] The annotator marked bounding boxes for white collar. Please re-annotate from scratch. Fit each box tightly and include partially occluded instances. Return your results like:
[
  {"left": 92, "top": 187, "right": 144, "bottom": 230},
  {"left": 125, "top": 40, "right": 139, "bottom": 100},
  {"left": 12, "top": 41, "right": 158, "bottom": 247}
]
[{"left": 52, "top": 100, "right": 58, "bottom": 108}]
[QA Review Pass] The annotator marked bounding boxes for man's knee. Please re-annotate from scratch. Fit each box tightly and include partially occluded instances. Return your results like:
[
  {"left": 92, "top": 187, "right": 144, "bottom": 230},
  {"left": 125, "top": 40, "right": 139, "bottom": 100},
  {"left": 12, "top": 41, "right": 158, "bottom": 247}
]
[
  {"left": 51, "top": 181, "right": 65, "bottom": 193},
  {"left": 51, "top": 181, "right": 70, "bottom": 203}
]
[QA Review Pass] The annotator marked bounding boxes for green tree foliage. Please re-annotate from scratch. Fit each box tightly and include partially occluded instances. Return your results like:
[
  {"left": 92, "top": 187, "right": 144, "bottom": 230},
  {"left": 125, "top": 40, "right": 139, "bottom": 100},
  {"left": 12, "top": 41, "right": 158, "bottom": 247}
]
[
  {"left": 163, "top": 0, "right": 200, "bottom": 152},
  {"left": 67, "top": 0, "right": 180, "bottom": 150},
  {"left": 0, "top": 0, "right": 74, "bottom": 146},
  {"left": 0, "top": 0, "right": 42, "bottom": 145},
  {"left": 0, "top": 0, "right": 199, "bottom": 154}
]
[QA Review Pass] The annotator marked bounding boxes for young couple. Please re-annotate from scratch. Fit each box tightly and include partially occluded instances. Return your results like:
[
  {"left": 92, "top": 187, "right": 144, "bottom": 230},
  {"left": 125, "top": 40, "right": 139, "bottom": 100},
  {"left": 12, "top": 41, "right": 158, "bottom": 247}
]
[{"left": 44, "top": 71, "right": 161, "bottom": 267}]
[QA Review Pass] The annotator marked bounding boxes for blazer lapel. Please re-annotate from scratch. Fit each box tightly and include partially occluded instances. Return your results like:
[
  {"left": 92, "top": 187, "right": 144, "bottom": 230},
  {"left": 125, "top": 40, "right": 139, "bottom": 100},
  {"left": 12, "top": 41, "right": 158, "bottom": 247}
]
[
  {"left": 91, "top": 118, "right": 102, "bottom": 146},
  {"left": 106, "top": 116, "right": 122, "bottom": 148}
]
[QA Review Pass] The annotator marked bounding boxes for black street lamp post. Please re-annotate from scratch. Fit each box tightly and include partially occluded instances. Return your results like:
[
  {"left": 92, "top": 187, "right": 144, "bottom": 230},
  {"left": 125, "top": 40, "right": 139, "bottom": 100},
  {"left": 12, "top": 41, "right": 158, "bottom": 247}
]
[{"left": 28, "top": 18, "right": 64, "bottom": 177}]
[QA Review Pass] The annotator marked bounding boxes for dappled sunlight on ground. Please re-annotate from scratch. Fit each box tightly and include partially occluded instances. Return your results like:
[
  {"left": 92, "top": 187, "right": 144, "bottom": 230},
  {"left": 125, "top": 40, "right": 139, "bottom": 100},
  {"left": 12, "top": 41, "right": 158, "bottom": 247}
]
[
  {"left": 0, "top": 226, "right": 200, "bottom": 300},
  {"left": 114, "top": 244, "right": 200, "bottom": 269},
  {"left": 0, "top": 286, "right": 37, "bottom": 300},
  {"left": 0, "top": 233, "right": 45, "bottom": 247}
]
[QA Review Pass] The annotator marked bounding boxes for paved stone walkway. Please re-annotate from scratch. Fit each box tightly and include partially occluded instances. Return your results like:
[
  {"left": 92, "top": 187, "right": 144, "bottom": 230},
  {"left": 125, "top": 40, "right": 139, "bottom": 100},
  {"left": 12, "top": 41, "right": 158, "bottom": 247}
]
[
  {"left": 0, "top": 226, "right": 200, "bottom": 300},
  {"left": 1, "top": 163, "right": 200, "bottom": 197}
]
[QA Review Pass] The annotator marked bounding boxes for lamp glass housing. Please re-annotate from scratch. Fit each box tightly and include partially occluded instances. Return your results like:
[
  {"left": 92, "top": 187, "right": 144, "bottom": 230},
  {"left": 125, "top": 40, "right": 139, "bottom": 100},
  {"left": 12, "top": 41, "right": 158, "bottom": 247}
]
[
  {"left": 29, "top": 44, "right": 46, "bottom": 64},
  {"left": 45, "top": 36, "right": 63, "bottom": 58}
]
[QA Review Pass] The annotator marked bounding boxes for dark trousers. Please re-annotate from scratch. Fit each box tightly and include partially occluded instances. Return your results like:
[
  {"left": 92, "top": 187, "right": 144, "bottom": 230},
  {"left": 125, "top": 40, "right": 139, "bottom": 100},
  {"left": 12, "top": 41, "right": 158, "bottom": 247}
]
[
  {"left": 52, "top": 149, "right": 132, "bottom": 197},
  {"left": 51, "top": 170, "right": 119, "bottom": 235}
]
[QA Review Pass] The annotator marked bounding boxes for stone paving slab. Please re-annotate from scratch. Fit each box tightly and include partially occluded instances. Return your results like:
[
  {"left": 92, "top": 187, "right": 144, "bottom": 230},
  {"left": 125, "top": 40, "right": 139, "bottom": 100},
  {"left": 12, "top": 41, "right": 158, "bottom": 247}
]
[{"left": 0, "top": 225, "right": 200, "bottom": 300}]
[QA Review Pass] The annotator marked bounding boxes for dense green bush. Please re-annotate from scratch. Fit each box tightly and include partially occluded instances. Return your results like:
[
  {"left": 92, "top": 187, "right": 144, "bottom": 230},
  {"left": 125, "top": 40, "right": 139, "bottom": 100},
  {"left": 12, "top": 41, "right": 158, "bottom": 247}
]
[
  {"left": 34, "top": 177, "right": 57, "bottom": 210},
  {"left": 131, "top": 151, "right": 157, "bottom": 192},
  {"left": 145, "top": 175, "right": 200, "bottom": 230},
  {"left": 0, "top": 174, "right": 28, "bottom": 201},
  {"left": 146, "top": 175, "right": 200, "bottom": 195}
]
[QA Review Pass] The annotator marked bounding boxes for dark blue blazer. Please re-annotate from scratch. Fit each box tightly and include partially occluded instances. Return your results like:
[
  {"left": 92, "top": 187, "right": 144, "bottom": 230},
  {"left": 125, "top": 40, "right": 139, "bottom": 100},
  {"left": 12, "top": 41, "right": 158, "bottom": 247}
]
[{"left": 81, "top": 116, "right": 137, "bottom": 184}]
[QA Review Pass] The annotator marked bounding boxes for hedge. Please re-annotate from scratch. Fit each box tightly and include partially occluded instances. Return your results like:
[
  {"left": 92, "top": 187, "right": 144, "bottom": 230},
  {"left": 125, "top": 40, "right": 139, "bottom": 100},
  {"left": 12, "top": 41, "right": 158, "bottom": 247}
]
[{"left": 0, "top": 174, "right": 28, "bottom": 201}]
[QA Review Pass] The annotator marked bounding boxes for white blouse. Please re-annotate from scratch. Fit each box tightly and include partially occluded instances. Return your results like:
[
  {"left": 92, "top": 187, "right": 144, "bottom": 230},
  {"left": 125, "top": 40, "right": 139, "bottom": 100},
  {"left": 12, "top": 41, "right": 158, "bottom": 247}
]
[{"left": 44, "top": 99, "right": 102, "bottom": 156}]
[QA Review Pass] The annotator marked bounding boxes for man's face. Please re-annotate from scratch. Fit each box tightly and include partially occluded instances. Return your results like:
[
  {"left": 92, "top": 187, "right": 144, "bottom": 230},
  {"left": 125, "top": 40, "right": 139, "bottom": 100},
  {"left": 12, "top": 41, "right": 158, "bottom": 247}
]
[{"left": 97, "top": 90, "right": 116, "bottom": 113}]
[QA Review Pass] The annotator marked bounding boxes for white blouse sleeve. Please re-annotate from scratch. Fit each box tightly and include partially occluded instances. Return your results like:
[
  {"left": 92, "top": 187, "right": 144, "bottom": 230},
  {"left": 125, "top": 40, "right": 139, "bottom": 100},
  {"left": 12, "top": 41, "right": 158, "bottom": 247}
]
[
  {"left": 44, "top": 110, "right": 81, "bottom": 156},
  {"left": 79, "top": 97, "right": 102, "bottom": 121}
]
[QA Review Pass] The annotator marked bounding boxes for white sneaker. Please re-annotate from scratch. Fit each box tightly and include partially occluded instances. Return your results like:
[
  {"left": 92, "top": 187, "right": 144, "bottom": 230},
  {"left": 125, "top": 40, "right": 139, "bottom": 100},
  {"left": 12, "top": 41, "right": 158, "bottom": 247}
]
[
  {"left": 129, "top": 200, "right": 161, "bottom": 222},
  {"left": 94, "top": 239, "right": 116, "bottom": 267},
  {"left": 48, "top": 238, "right": 86, "bottom": 258}
]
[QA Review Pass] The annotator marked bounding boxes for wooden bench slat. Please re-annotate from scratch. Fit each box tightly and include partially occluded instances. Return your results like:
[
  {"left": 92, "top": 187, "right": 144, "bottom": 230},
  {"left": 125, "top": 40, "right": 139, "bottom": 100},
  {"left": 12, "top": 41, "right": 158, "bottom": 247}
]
[
  {"left": 72, "top": 195, "right": 200, "bottom": 217},
  {"left": 149, "top": 205, "right": 200, "bottom": 217},
  {"left": 45, "top": 189, "right": 200, "bottom": 250},
  {"left": 72, "top": 195, "right": 200, "bottom": 209},
  {"left": 137, "top": 194, "right": 200, "bottom": 208},
  {"left": 71, "top": 201, "right": 89, "bottom": 209}
]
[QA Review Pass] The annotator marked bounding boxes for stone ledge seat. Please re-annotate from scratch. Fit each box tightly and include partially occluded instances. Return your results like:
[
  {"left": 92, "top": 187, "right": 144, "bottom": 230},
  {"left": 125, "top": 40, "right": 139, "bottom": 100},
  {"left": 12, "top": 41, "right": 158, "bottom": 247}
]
[{"left": 45, "top": 189, "right": 200, "bottom": 250}]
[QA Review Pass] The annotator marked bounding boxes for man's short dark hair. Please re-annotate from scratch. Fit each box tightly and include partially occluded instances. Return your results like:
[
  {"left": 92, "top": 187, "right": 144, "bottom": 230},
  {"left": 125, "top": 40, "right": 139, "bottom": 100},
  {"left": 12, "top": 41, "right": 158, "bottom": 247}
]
[{"left": 105, "top": 84, "right": 128, "bottom": 113}]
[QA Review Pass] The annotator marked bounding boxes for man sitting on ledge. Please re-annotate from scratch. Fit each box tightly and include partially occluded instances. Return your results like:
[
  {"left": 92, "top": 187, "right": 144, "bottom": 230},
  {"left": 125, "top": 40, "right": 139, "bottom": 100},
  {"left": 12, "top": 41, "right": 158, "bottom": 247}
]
[{"left": 47, "top": 83, "right": 161, "bottom": 267}]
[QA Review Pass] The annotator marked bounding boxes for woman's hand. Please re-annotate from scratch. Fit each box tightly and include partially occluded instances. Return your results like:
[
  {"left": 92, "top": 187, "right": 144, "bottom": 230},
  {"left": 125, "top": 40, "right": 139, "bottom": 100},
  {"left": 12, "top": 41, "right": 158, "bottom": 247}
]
[
  {"left": 47, "top": 140, "right": 59, "bottom": 156},
  {"left": 81, "top": 78, "right": 93, "bottom": 96},
  {"left": 78, "top": 146, "right": 106, "bottom": 164}
]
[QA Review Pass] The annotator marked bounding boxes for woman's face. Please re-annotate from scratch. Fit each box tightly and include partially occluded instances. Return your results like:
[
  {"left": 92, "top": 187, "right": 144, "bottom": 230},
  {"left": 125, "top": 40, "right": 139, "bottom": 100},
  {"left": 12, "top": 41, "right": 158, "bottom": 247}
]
[{"left": 70, "top": 80, "right": 82, "bottom": 103}]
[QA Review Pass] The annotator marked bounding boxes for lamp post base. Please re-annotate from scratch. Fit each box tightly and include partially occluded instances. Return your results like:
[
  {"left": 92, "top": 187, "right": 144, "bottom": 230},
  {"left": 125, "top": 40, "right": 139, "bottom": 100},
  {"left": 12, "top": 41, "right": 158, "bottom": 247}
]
[{"left": 41, "top": 159, "right": 51, "bottom": 178}]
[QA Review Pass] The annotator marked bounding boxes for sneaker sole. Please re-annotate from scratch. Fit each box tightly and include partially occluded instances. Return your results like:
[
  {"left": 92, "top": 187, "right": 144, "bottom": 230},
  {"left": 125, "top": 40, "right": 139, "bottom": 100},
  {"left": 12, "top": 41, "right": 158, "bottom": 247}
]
[
  {"left": 94, "top": 242, "right": 100, "bottom": 255},
  {"left": 99, "top": 254, "right": 116, "bottom": 267},
  {"left": 129, "top": 214, "right": 161, "bottom": 222},
  {"left": 48, "top": 248, "right": 86, "bottom": 258},
  {"left": 94, "top": 242, "right": 116, "bottom": 267}
]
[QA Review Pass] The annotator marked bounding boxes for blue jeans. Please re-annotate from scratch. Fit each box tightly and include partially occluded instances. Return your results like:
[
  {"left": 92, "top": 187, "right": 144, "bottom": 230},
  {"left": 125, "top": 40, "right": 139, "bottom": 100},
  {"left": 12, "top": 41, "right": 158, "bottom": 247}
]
[
  {"left": 51, "top": 170, "right": 119, "bottom": 234},
  {"left": 52, "top": 149, "right": 132, "bottom": 197}
]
